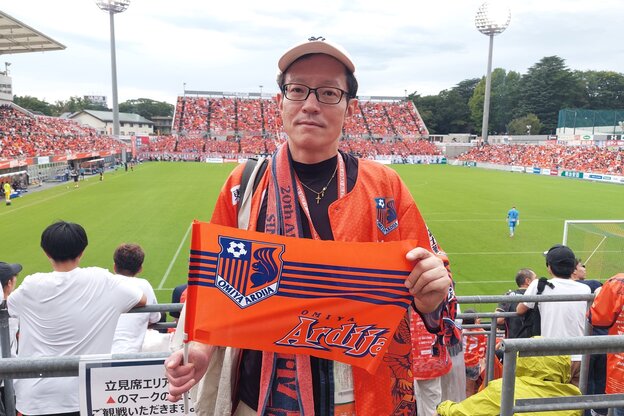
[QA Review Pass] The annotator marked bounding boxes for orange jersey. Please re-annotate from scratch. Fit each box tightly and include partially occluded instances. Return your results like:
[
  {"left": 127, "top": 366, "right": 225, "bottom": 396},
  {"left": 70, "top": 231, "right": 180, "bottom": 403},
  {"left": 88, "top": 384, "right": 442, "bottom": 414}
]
[
  {"left": 463, "top": 328, "right": 487, "bottom": 368},
  {"left": 588, "top": 273, "right": 624, "bottom": 394},
  {"left": 204, "top": 155, "right": 457, "bottom": 415}
]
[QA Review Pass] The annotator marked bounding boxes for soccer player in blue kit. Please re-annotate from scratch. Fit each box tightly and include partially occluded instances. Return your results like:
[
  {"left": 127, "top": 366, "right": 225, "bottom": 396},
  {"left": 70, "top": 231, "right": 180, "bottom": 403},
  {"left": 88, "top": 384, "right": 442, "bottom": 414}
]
[{"left": 507, "top": 206, "right": 520, "bottom": 237}]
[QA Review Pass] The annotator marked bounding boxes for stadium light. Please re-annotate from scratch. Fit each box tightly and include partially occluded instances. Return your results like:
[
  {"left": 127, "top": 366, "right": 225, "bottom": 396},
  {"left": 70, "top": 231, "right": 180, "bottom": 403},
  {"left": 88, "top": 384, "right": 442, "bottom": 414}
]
[
  {"left": 475, "top": 1, "right": 511, "bottom": 144},
  {"left": 96, "top": 0, "right": 131, "bottom": 140}
]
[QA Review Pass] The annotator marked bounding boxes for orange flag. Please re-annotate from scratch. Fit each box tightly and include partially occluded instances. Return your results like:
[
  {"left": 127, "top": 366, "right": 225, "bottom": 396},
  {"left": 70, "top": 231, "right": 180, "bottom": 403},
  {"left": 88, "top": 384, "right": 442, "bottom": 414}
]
[{"left": 185, "top": 220, "right": 419, "bottom": 373}]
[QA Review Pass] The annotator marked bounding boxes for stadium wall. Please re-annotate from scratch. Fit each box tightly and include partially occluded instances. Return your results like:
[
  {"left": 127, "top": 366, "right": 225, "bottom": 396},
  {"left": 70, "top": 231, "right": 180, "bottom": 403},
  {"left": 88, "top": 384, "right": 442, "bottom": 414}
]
[{"left": 449, "top": 159, "right": 624, "bottom": 185}]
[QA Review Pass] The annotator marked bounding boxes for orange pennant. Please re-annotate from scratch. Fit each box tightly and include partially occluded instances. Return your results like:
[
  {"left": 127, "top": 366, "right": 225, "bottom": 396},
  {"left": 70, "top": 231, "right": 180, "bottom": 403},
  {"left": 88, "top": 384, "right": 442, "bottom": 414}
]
[{"left": 185, "top": 221, "right": 420, "bottom": 373}]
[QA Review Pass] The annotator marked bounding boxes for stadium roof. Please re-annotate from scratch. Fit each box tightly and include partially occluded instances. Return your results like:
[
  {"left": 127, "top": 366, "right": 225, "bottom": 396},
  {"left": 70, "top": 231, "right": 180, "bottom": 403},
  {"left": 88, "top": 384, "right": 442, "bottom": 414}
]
[
  {"left": 72, "top": 110, "right": 154, "bottom": 124},
  {"left": 0, "top": 10, "right": 66, "bottom": 55}
]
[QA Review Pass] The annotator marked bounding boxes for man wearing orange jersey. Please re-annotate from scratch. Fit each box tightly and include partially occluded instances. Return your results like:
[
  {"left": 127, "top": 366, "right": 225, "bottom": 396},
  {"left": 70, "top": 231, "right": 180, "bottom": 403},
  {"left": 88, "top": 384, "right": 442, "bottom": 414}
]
[{"left": 165, "top": 37, "right": 457, "bottom": 415}]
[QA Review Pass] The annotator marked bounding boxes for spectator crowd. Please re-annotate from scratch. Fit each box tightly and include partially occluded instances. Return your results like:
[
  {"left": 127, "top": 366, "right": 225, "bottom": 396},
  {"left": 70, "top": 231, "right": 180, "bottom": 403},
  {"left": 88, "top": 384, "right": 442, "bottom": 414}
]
[
  {"left": 173, "top": 95, "right": 427, "bottom": 140},
  {"left": 0, "top": 105, "right": 124, "bottom": 159},
  {"left": 458, "top": 143, "right": 624, "bottom": 176}
]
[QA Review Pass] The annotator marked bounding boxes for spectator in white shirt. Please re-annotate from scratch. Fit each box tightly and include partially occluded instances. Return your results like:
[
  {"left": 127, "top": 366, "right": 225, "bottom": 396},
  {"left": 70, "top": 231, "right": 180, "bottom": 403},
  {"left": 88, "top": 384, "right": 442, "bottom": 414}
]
[{"left": 111, "top": 243, "right": 161, "bottom": 354}]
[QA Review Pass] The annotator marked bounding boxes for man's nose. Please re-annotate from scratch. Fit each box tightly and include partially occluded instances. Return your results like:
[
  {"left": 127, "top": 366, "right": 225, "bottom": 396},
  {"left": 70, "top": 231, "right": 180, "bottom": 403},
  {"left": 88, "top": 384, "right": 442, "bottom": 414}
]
[{"left": 301, "top": 90, "right": 321, "bottom": 112}]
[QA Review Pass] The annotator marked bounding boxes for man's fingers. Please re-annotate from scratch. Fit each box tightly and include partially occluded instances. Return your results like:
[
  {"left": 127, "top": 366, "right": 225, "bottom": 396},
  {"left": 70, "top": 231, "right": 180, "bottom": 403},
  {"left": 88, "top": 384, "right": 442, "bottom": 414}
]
[
  {"left": 168, "top": 377, "right": 196, "bottom": 398},
  {"left": 164, "top": 350, "right": 184, "bottom": 369},
  {"left": 406, "top": 247, "right": 433, "bottom": 262},
  {"left": 407, "top": 267, "right": 448, "bottom": 295}
]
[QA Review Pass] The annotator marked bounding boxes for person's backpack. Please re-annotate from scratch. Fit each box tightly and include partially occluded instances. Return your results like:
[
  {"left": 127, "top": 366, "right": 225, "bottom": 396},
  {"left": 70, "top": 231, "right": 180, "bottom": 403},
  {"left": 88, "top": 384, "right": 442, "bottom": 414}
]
[
  {"left": 237, "top": 157, "right": 269, "bottom": 229},
  {"left": 516, "top": 277, "right": 553, "bottom": 338}
]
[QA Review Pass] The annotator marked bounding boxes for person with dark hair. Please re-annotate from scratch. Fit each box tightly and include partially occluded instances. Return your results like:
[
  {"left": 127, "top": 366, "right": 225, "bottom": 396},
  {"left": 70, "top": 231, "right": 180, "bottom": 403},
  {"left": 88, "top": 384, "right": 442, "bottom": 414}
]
[
  {"left": 111, "top": 243, "right": 161, "bottom": 354},
  {"left": 165, "top": 38, "right": 457, "bottom": 415},
  {"left": 0, "top": 261, "right": 20, "bottom": 353},
  {"left": 516, "top": 244, "right": 590, "bottom": 386},
  {"left": 7, "top": 221, "right": 147, "bottom": 416},
  {"left": 0, "top": 261, "right": 21, "bottom": 411},
  {"left": 495, "top": 268, "right": 536, "bottom": 338}
]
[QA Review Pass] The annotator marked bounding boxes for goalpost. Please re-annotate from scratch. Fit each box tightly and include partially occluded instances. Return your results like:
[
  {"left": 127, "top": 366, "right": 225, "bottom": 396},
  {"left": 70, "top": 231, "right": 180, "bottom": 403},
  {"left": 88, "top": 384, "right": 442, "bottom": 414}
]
[{"left": 562, "top": 220, "right": 624, "bottom": 281}]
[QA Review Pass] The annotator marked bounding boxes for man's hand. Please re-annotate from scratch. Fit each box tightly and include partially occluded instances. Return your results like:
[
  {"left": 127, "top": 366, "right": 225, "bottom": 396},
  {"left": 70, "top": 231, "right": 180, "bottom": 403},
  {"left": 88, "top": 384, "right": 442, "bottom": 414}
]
[
  {"left": 405, "top": 247, "right": 451, "bottom": 313},
  {"left": 165, "top": 343, "right": 215, "bottom": 402}
]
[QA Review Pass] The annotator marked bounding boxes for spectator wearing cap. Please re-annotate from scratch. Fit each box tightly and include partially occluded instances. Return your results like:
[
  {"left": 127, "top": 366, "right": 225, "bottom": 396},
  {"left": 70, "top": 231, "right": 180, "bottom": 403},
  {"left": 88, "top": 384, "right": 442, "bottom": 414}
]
[
  {"left": 516, "top": 244, "right": 590, "bottom": 386},
  {"left": 0, "top": 261, "right": 21, "bottom": 303},
  {"left": 164, "top": 37, "right": 456, "bottom": 416},
  {"left": 0, "top": 261, "right": 21, "bottom": 406}
]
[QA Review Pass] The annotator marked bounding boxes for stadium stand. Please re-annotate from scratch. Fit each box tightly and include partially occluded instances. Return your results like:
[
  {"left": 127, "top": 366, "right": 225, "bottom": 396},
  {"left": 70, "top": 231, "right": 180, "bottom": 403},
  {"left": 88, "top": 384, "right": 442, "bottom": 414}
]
[
  {"left": 172, "top": 94, "right": 428, "bottom": 141},
  {"left": 457, "top": 144, "right": 624, "bottom": 176},
  {"left": 0, "top": 105, "right": 124, "bottom": 158}
]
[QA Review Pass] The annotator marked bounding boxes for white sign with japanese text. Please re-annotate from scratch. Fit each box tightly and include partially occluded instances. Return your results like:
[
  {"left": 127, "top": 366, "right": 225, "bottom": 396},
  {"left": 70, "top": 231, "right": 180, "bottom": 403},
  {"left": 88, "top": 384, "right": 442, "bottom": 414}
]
[{"left": 79, "top": 358, "right": 195, "bottom": 415}]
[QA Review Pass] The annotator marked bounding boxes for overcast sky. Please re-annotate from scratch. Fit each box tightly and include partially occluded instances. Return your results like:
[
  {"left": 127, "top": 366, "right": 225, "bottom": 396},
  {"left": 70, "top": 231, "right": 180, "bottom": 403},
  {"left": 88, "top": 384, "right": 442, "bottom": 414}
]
[{"left": 2, "top": 0, "right": 623, "bottom": 107}]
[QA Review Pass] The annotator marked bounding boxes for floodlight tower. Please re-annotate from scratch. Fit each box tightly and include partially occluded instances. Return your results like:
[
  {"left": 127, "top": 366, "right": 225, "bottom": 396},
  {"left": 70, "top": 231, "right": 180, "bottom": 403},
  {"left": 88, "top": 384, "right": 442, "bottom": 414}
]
[
  {"left": 475, "top": 1, "right": 510, "bottom": 144},
  {"left": 96, "top": 0, "right": 130, "bottom": 138}
]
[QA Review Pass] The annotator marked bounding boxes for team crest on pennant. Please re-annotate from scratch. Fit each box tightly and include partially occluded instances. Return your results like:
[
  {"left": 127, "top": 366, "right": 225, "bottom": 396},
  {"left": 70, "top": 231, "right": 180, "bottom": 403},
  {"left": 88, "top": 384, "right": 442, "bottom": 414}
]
[
  {"left": 375, "top": 197, "right": 399, "bottom": 235},
  {"left": 215, "top": 236, "right": 285, "bottom": 308}
]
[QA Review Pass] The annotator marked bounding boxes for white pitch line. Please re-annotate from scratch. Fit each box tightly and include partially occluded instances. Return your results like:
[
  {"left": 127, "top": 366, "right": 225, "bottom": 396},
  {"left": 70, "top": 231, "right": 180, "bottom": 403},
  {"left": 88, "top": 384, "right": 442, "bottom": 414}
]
[
  {"left": 426, "top": 218, "right": 557, "bottom": 222},
  {"left": 158, "top": 223, "right": 192, "bottom": 289},
  {"left": 0, "top": 171, "right": 127, "bottom": 217},
  {"left": 446, "top": 250, "right": 622, "bottom": 256}
]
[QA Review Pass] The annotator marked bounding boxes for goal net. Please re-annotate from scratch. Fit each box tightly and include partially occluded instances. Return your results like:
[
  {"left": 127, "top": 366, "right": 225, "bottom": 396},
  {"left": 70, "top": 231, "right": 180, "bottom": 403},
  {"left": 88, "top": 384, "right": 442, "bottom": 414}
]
[{"left": 563, "top": 220, "right": 624, "bottom": 281}]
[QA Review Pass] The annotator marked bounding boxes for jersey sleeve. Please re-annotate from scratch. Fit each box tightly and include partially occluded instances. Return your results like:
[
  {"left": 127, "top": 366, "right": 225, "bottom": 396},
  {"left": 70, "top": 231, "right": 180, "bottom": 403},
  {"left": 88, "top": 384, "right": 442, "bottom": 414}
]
[
  {"left": 210, "top": 163, "right": 245, "bottom": 228},
  {"left": 589, "top": 276, "right": 624, "bottom": 327}
]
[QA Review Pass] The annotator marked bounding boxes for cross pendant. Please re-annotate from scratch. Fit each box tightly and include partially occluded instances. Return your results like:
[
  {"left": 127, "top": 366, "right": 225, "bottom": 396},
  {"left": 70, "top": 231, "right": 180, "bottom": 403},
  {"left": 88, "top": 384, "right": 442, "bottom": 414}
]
[{"left": 315, "top": 193, "right": 322, "bottom": 204}]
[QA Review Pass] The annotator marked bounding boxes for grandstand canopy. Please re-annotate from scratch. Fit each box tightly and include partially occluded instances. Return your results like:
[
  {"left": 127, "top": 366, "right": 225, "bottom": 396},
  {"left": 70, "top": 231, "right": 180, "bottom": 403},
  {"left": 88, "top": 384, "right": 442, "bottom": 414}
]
[{"left": 0, "top": 10, "right": 65, "bottom": 55}]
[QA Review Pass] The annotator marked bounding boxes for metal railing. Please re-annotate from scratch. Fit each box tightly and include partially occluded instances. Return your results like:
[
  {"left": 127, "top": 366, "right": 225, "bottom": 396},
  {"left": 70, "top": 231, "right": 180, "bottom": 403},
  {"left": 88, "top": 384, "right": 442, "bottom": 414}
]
[
  {"left": 0, "top": 303, "right": 179, "bottom": 415},
  {"left": 457, "top": 293, "right": 595, "bottom": 392},
  {"left": 3, "top": 294, "right": 621, "bottom": 415},
  {"left": 500, "top": 335, "right": 624, "bottom": 415}
]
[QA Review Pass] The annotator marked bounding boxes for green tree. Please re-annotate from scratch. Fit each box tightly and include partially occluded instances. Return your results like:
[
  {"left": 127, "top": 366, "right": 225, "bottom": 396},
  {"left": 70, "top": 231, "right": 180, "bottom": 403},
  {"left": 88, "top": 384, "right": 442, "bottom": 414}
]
[
  {"left": 12, "top": 95, "right": 53, "bottom": 115},
  {"left": 507, "top": 113, "right": 542, "bottom": 135},
  {"left": 53, "top": 96, "right": 108, "bottom": 116},
  {"left": 469, "top": 68, "right": 521, "bottom": 135},
  {"left": 414, "top": 78, "right": 479, "bottom": 134},
  {"left": 516, "top": 56, "right": 585, "bottom": 134},
  {"left": 574, "top": 70, "right": 624, "bottom": 109},
  {"left": 119, "top": 98, "right": 174, "bottom": 120}
]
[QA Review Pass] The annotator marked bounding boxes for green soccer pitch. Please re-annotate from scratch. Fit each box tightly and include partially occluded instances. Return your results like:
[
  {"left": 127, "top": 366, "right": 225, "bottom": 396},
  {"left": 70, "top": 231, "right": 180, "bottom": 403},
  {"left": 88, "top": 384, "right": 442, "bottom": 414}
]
[{"left": 1, "top": 162, "right": 621, "bottom": 305}]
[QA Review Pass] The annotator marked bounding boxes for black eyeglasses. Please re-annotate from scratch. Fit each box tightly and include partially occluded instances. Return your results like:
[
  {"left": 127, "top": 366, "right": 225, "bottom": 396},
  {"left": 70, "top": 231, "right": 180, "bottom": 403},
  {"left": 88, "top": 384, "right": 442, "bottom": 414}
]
[{"left": 282, "top": 83, "right": 348, "bottom": 105}]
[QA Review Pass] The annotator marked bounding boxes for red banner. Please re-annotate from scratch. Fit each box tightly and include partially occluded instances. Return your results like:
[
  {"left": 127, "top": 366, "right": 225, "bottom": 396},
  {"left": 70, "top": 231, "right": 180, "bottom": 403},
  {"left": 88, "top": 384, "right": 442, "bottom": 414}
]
[{"left": 185, "top": 221, "right": 417, "bottom": 373}]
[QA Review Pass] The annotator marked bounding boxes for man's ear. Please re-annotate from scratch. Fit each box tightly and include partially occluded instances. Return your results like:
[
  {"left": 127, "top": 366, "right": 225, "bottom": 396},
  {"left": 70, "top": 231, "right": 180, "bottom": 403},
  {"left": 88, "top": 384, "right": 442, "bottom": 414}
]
[
  {"left": 276, "top": 92, "right": 284, "bottom": 113},
  {"left": 345, "top": 98, "right": 358, "bottom": 118}
]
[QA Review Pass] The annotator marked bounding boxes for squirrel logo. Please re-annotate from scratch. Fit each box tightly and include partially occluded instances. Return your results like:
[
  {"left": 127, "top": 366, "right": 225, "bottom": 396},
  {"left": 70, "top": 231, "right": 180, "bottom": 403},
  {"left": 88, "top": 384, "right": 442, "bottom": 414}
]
[{"left": 250, "top": 247, "right": 279, "bottom": 288}]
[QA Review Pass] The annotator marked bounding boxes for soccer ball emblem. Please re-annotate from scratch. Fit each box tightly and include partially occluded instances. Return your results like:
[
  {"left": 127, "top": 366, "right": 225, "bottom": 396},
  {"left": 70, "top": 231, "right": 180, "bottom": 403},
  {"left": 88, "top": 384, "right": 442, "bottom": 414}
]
[{"left": 227, "top": 241, "right": 248, "bottom": 258}]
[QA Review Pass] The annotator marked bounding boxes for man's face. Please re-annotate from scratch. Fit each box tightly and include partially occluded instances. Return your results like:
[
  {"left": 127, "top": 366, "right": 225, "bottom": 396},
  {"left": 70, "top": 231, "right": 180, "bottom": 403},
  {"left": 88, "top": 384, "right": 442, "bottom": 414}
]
[
  {"left": 277, "top": 54, "right": 357, "bottom": 163},
  {"left": 572, "top": 263, "right": 586, "bottom": 280}
]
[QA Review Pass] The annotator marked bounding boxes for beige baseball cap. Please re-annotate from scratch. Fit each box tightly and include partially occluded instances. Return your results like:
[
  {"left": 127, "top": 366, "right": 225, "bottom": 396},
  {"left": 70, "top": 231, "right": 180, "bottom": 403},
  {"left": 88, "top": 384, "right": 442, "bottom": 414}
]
[{"left": 278, "top": 37, "right": 355, "bottom": 73}]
